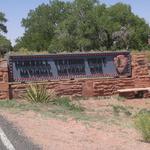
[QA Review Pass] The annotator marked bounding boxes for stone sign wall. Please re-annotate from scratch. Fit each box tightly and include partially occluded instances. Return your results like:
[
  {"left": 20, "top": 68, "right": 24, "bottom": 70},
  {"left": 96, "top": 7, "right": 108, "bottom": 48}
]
[
  {"left": 0, "top": 52, "right": 150, "bottom": 100},
  {"left": 8, "top": 51, "right": 131, "bottom": 82}
]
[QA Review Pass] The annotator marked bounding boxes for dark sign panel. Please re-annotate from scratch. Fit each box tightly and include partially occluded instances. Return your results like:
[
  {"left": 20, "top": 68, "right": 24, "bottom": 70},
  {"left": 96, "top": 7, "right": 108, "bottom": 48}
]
[{"left": 8, "top": 51, "right": 131, "bottom": 82}]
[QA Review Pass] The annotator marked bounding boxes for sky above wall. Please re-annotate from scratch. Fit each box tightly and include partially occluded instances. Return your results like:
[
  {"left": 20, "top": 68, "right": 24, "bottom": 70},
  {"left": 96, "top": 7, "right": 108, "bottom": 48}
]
[{"left": 0, "top": 0, "right": 150, "bottom": 46}]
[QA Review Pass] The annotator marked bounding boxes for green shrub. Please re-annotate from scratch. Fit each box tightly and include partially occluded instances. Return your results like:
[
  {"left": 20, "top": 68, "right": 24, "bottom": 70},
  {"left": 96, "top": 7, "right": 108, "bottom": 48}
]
[
  {"left": 135, "top": 113, "right": 150, "bottom": 142},
  {"left": 25, "top": 84, "right": 55, "bottom": 103},
  {"left": 52, "top": 97, "right": 84, "bottom": 112}
]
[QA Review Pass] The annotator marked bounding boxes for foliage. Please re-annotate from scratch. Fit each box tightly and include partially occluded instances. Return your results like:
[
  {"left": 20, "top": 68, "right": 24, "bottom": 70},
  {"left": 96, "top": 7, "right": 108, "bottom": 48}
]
[
  {"left": 11, "top": 47, "right": 49, "bottom": 55},
  {"left": 15, "top": 0, "right": 150, "bottom": 52},
  {"left": 135, "top": 112, "right": 150, "bottom": 142},
  {"left": 0, "top": 12, "right": 12, "bottom": 57},
  {"left": 0, "top": 12, "right": 7, "bottom": 34},
  {"left": 0, "top": 35, "right": 12, "bottom": 56},
  {"left": 52, "top": 97, "right": 84, "bottom": 112},
  {"left": 25, "top": 84, "right": 55, "bottom": 103}
]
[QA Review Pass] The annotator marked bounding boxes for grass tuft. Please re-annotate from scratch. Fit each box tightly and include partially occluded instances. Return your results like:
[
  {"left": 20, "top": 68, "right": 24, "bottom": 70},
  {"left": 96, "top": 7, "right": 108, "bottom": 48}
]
[
  {"left": 134, "top": 112, "right": 150, "bottom": 143},
  {"left": 52, "top": 97, "right": 84, "bottom": 112},
  {"left": 112, "top": 105, "right": 132, "bottom": 116}
]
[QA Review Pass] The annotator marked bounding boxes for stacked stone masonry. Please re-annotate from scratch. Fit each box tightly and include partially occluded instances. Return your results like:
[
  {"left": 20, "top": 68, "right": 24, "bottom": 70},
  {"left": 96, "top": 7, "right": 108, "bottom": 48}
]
[
  {"left": 0, "top": 60, "right": 9, "bottom": 99},
  {"left": 0, "top": 53, "right": 150, "bottom": 99}
]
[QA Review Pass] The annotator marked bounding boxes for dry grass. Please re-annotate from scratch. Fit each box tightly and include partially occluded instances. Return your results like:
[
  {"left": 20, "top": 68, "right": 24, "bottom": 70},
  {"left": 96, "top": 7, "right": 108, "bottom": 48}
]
[
  {"left": 0, "top": 97, "right": 150, "bottom": 150},
  {"left": 0, "top": 96, "right": 149, "bottom": 127}
]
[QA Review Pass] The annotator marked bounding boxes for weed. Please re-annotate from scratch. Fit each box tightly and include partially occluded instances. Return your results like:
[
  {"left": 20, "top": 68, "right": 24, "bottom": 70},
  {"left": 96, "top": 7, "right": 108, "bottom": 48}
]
[
  {"left": 112, "top": 105, "right": 132, "bottom": 116},
  {"left": 117, "top": 96, "right": 126, "bottom": 102},
  {"left": 0, "top": 100, "right": 18, "bottom": 108},
  {"left": 52, "top": 97, "right": 84, "bottom": 112},
  {"left": 138, "top": 109, "right": 150, "bottom": 115},
  {"left": 134, "top": 112, "right": 150, "bottom": 143}
]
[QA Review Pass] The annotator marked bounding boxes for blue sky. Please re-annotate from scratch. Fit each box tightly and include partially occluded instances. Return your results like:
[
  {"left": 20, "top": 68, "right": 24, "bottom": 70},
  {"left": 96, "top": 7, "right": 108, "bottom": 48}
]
[{"left": 0, "top": 0, "right": 150, "bottom": 45}]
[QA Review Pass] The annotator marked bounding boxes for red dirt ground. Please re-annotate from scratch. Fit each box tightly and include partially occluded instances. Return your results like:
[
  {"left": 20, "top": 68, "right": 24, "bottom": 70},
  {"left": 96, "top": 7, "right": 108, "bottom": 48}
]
[{"left": 0, "top": 98, "right": 150, "bottom": 150}]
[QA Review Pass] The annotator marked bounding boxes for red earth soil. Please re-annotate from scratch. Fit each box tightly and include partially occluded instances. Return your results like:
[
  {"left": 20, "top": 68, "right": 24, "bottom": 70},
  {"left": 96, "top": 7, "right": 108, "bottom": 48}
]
[{"left": 1, "top": 106, "right": 150, "bottom": 150}]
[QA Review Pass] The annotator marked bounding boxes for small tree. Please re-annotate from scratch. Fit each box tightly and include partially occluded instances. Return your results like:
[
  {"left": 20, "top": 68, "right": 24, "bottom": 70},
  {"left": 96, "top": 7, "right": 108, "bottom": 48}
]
[
  {"left": 0, "top": 12, "right": 7, "bottom": 34},
  {"left": 0, "top": 12, "right": 11, "bottom": 57},
  {"left": 0, "top": 36, "right": 12, "bottom": 57}
]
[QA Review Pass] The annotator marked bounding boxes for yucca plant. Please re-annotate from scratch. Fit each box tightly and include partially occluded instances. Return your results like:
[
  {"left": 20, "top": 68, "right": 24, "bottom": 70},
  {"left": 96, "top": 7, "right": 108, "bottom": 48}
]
[{"left": 25, "top": 84, "right": 54, "bottom": 103}]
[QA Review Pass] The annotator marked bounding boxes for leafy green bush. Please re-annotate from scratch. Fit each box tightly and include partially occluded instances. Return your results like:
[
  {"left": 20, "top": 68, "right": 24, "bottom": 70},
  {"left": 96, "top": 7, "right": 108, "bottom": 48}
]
[
  {"left": 25, "top": 84, "right": 55, "bottom": 103},
  {"left": 135, "top": 112, "right": 150, "bottom": 142},
  {"left": 52, "top": 97, "right": 84, "bottom": 112}
]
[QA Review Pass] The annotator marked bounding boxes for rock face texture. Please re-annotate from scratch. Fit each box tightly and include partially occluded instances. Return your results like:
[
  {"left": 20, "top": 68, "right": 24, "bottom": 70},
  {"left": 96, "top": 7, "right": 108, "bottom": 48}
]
[
  {"left": 0, "top": 60, "right": 9, "bottom": 99},
  {"left": 0, "top": 53, "right": 150, "bottom": 99}
]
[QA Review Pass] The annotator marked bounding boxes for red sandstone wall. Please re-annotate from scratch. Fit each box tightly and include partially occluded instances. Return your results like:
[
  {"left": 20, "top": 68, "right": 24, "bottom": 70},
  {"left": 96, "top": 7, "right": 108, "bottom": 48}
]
[
  {"left": 132, "top": 53, "right": 150, "bottom": 88},
  {"left": 9, "top": 80, "right": 84, "bottom": 99},
  {"left": 0, "top": 53, "right": 150, "bottom": 99},
  {"left": 0, "top": 59, "right": 9, "bottom": 99}
]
